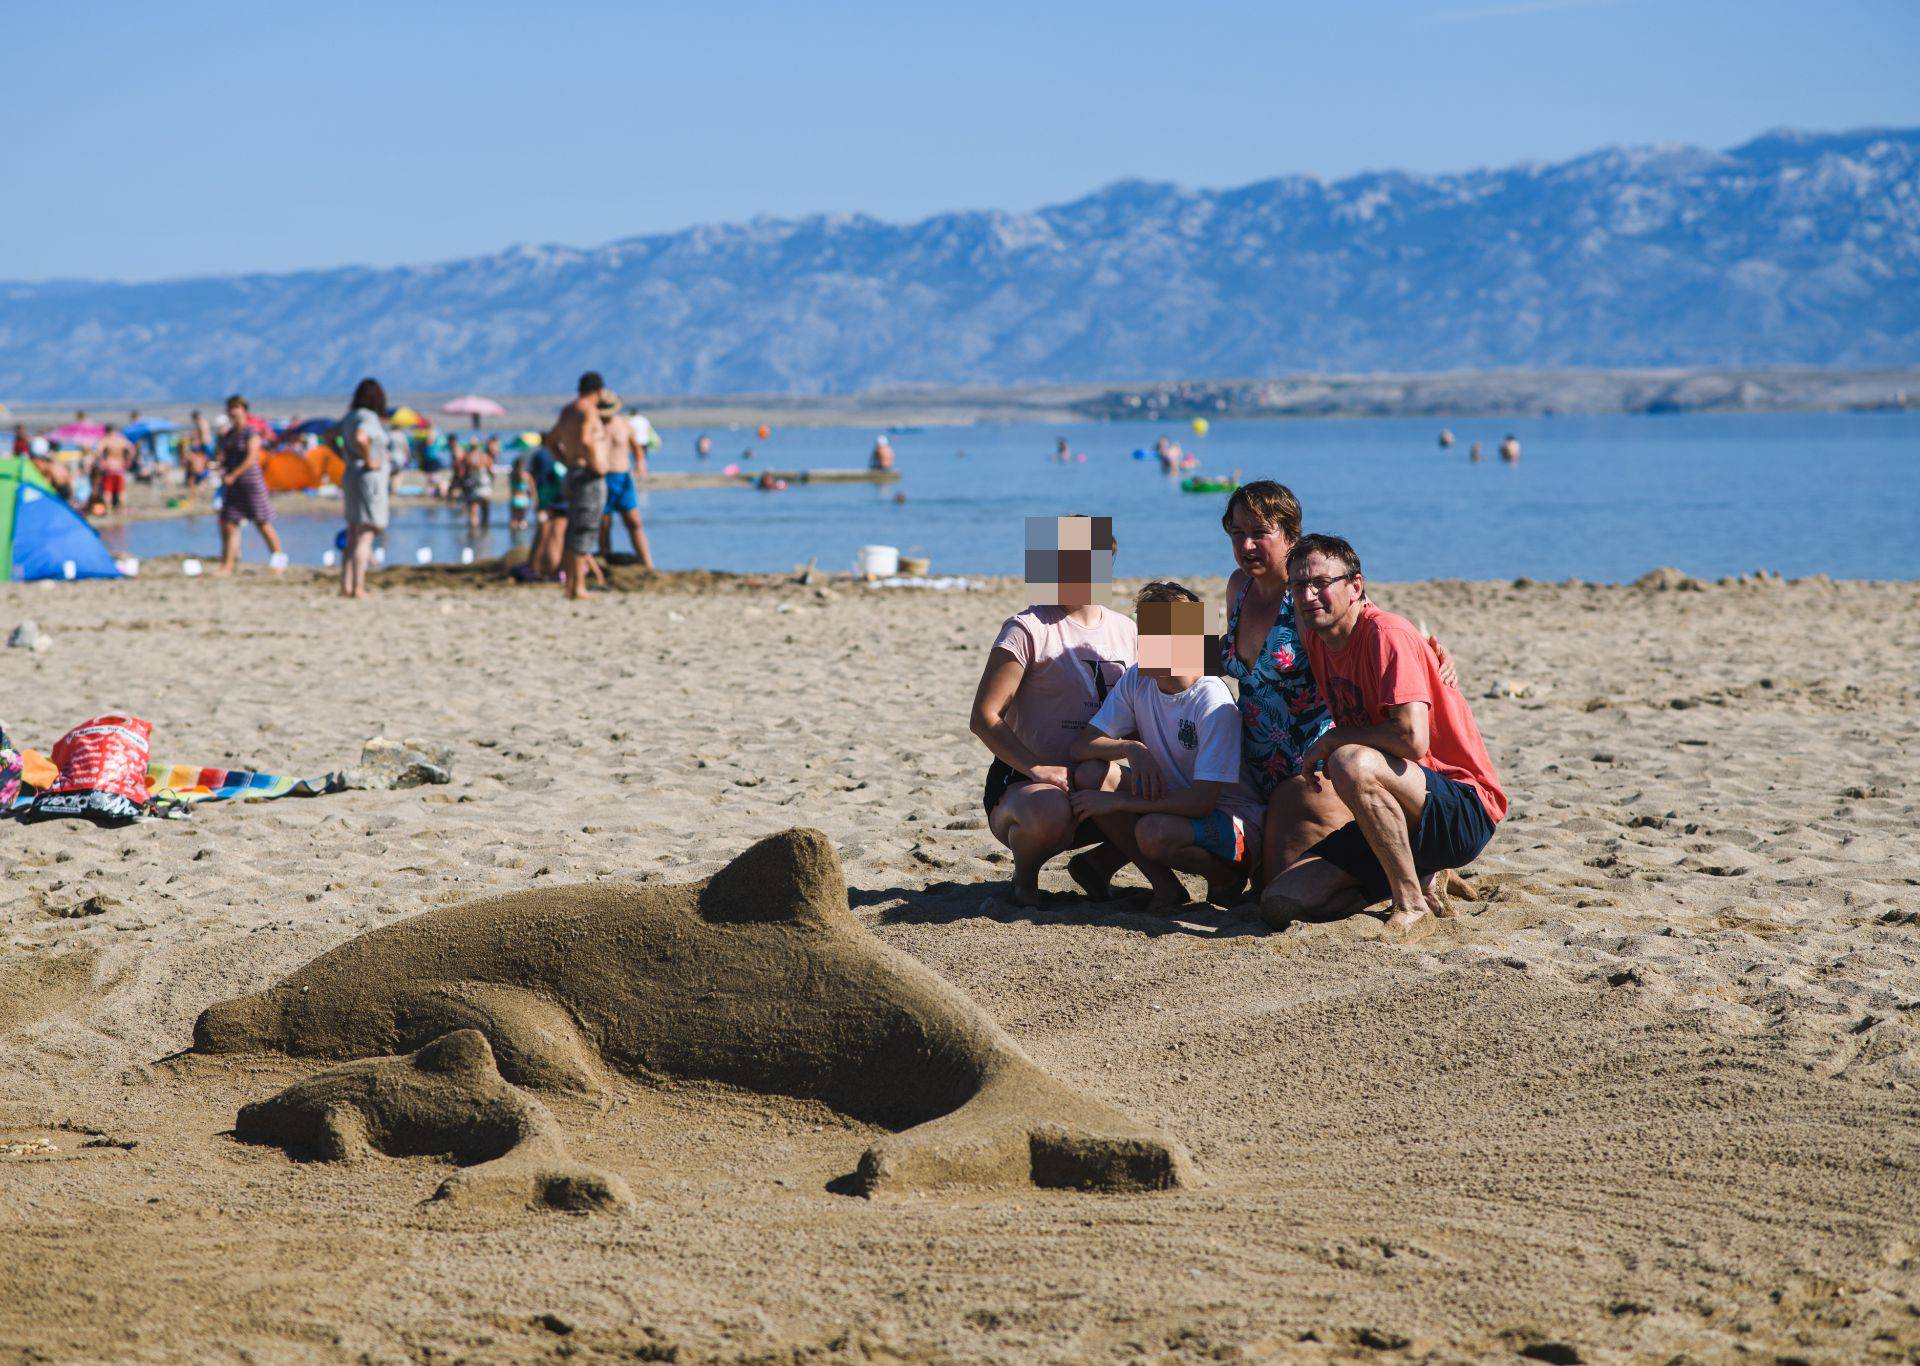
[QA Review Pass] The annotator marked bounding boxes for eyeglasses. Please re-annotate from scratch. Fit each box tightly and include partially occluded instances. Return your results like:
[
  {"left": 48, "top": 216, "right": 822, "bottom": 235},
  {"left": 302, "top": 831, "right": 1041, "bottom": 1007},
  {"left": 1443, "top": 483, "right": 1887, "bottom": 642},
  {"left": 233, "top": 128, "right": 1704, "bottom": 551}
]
[{"left": 1287, "top": 573, "right": 1354, "bottom": 597}]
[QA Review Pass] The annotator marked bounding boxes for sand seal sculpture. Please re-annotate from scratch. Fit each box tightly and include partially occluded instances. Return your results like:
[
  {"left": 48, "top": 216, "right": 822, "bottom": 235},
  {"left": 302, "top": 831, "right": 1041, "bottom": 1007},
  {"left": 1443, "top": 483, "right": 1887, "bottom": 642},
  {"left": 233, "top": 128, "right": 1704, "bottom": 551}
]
[
  {"left": 196, "top": 828, "right": 1190, "bottom": 1200},
  {"left": 236, "top": 1029, "right": 635, "bottom": 1212}
]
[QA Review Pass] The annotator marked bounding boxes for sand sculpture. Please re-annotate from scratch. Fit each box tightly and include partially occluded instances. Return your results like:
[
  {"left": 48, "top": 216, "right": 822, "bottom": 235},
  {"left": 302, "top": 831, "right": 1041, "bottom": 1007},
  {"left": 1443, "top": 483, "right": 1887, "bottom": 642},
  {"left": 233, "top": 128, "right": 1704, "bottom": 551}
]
[
  {"left": 236, "top": 1029, "right": 634, "bottom": 1212},
  {"left": 196, "top": 827, "right": 1190, "bottom": 1201}
]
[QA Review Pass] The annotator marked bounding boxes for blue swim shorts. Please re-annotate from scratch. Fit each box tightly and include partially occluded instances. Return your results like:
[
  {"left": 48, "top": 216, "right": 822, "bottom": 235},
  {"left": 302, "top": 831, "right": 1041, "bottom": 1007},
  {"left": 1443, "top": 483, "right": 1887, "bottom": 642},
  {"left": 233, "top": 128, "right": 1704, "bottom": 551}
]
[
  {"left": 604, "top": 470, "right": 638, "bottom": 513},
  {"left": 1190, "top": 809, "right": 1250, "bottom": 865}
]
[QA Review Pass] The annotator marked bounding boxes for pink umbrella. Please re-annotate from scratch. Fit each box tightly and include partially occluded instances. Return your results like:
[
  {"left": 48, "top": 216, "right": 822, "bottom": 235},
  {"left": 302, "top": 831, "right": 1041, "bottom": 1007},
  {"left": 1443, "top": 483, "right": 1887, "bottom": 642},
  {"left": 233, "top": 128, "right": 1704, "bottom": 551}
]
[
  {"left": 47, "top": 421, "right": 106, "bottom": 447},
  {"left": 441, "top": 394, "right": 506, "bottom": 431}
]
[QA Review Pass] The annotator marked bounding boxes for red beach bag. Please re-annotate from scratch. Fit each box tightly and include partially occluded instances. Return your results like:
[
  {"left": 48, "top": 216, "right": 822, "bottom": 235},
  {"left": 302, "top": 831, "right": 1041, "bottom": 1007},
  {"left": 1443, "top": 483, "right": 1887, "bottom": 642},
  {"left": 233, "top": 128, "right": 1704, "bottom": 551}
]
[{"left": 22, "top": 713, "right": 155, "bottom": 824}]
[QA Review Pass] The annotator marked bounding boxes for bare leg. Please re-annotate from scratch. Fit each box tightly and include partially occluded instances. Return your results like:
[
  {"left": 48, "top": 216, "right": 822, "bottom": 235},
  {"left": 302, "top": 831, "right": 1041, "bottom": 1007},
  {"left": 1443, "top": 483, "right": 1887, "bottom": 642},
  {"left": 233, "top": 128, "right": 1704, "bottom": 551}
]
[
  {"left": 1064, "top": 760, "right": 1127, "bottom": 899},
  {"left": 1137, "top": 813, "right": 1248, "bottom": 906},
  {"left": 1091, "top": 810, "right": 1188, "bottom": 909},
  {"left": 987, "top": 783, "right": 1076, "bottom": 907},
  {"left": 259, "top": 522, "right": 284, "bottom": 572},
  {"left": 621, "top": 509, "right": 653, "bottom": 569},
  {"left": 1260, "top": 855, "right": 1365, "bottom": 929},
  {"left": 349, "top": 527, "right": 376, "bottom": 599},
  {"left": 1260, "top": 773, "right": 1349, "bottom": 893},
  {"left": 1325, "top": 746, "right": 1436, "bottom": 930},
  {"left": 214, "top": 520, "right": 240, "bottom": 575},
  {"left": 598, "top": 513, "right": 613, "bottom": 559}
]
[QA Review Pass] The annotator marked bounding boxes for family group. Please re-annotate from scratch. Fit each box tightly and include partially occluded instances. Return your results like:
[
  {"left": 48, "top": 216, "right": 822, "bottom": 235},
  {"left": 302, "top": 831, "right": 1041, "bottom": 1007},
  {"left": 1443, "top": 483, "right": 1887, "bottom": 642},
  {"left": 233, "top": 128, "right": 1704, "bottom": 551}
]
[{"left": 970, "top": 486, "right": 1506, "bottom": 934}]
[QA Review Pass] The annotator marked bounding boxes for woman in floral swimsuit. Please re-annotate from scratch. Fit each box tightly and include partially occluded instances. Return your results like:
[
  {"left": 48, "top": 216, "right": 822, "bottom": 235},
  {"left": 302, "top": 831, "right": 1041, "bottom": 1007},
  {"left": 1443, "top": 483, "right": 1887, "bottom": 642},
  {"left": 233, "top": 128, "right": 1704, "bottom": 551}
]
[{"left": 1219, "top": 481, "right": 1455, "bottom": 894}]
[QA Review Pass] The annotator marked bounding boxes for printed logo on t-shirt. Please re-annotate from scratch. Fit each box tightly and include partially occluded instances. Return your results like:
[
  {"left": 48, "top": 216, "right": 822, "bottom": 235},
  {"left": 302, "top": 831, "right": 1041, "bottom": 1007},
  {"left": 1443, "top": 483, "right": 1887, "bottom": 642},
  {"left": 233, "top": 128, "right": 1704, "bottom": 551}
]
[
  {"left": 1177, "top": 718, "right": 1198, "bottom": 750},
  {"left": 1083, "top": 656, "right": 1124, "bottom": 704},
  {"left": 1326, "top": 677, "right": 1368, "bottom": 729}
]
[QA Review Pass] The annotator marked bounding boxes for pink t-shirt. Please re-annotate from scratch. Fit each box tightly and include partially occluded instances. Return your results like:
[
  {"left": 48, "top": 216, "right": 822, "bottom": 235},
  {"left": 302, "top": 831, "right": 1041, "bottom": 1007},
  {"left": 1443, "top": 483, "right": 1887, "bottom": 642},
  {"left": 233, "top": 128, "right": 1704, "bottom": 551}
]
[{"left": 991, "top": 605, "right": 1137, "bottom": 767}]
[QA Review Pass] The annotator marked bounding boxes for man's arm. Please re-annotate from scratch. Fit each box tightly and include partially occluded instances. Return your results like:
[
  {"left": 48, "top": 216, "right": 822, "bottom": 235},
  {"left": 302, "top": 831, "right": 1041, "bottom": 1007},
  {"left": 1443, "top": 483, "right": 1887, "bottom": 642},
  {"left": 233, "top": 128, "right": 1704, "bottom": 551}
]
[{"left": 1300, "top": 700, "right": 1429, "bottom": 773}]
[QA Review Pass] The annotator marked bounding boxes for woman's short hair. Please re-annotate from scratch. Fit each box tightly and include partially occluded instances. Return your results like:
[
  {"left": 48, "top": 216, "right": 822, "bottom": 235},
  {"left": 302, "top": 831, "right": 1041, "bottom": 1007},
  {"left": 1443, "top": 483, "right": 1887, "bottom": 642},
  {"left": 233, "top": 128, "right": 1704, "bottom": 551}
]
[
  {"left": 350, "top": 377, "right": 388, "bottom": 415},
  {"left": 1221, "top": 480, "right": 1303, "bottom": 542}
]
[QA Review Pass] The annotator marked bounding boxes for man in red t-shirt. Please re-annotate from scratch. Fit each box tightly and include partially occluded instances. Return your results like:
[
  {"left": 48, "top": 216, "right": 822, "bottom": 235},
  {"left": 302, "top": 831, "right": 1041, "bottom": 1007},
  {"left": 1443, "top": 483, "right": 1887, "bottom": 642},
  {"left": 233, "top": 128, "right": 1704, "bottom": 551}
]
[{"left": 1261, "top": 534, "right": 1506, "bottom": 937}]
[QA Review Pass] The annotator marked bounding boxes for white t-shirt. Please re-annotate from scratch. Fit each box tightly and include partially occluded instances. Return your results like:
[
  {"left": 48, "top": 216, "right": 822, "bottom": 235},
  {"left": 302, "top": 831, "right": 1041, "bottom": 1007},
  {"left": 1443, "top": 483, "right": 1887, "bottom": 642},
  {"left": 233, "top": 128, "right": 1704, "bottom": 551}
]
[{"left": 1087, "top": 666, "right": 1265, "bottom": 823}]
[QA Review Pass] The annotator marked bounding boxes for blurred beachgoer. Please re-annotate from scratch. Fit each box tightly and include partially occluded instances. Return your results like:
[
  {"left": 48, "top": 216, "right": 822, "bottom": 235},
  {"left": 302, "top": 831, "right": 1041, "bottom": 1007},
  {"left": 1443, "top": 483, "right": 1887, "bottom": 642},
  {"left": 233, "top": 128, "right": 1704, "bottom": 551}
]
[
  {"left": 27, "top": 437, "right": 72, "bottom": 500},
  {"left": 91, "top": 424, "right": 133, "bottom": 513},
  {"left": 870, "top": 434, "right": 894, "bottom": 471},
  {"left": 969, "top": 515, "right": 1133, "bottom": 908},
  {"left": 338, "top": 378, "right": 390, "bottom": 600},
  {"left": 461, "top": 435, "right": 495, "bottom": 531},
  {"left": 694, "top": 433, "right": 713, "bottom": 460},
  {"left": 507, "top": 456, "right": 532, "bottom": 534},
  {"left": 11, "top": 424, "right": 28, "bottom": 457},
  {"left": 185, "top": 410, "right": 213, "bottom": 485},
  {"left": 1469, "top": 441, "right": 1483, "bottom": 463},
  {"left": 596, "top": 395, "right": 653, "bottom": 567},
  {"left": 1438, "top": 429, "right": 1455, "bottom": 449},
  {"left": 1500, "top": 434, "right": 1520, "bottom": 464},
  {"left": 213, "top": 394, "right": 284, "bottom": 576},
  {"left": 1069, "top": 581, "right": 1266, "bottom": 911},
  {"left": 1055, "top": 436, "right": 1070, "bottom": 462},
  {"left": 1261, "top": 535, "right": 1506, "bottom": 935},
  {"left": 527, "top": 445, "right": 568, "bottom": 578},
  {"left": 548, "top": 371, "right": 610, "bottom": 600}
]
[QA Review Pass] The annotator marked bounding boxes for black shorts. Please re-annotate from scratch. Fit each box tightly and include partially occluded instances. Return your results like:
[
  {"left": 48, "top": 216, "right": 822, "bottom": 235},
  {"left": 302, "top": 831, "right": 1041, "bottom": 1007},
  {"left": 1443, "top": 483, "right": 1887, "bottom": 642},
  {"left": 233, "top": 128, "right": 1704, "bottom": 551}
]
[
  {"left": 982, "top": 758, "right": 1102, "bottom": 847},
  {"left": 1306, "top": 766, "right": 1495, "bottom": 902}
]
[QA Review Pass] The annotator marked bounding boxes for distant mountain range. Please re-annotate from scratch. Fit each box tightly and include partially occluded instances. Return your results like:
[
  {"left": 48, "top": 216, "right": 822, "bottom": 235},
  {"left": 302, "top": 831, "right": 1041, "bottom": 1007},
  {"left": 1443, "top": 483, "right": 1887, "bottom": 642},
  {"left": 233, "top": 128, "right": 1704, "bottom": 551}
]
[{"left": 2, "top": 127, "right": 1916, "bottom": 401}]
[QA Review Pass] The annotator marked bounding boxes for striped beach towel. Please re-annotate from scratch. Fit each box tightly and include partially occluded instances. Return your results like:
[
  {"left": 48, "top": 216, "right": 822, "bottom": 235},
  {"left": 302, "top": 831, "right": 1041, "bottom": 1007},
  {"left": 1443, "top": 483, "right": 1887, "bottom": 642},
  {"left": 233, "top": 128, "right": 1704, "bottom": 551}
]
[{"left": 145, "top": 763, "right": 346, "bottom": 811}]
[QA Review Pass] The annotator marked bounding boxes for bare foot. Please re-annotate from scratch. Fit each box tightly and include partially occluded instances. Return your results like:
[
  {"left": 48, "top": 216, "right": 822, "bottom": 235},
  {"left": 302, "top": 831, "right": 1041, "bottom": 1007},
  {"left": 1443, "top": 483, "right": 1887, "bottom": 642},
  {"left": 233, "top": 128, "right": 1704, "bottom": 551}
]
[
  {"left": 1422, "top": 870, "right": 1455, "bottom": 919},
  {"left": 1144, "top": 880, "right": 1192, "bottom": 914},
  {"left": 1066, "top": 852, "right": 1113, "bottom": 902},
  {"left": 1384, "top": 910, "right": 1438, "bottom": 945},
  {"left": 1204, "top": 867, "right": 1248, "bottom": 906},
  {"left": 1004, "top": 880, "right": 1046, "bottom": 910},
  {"left": 211, "top": 566, "right": 234, "bottom": 578}
]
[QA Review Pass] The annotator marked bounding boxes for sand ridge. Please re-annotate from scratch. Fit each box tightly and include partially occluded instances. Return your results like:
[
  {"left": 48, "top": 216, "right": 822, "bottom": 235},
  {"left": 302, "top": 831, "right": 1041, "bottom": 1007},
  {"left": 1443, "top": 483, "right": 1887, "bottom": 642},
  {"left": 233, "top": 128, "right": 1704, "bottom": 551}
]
[{"left": 2, "top": 569, "right": 1917, "bottom": 1360}]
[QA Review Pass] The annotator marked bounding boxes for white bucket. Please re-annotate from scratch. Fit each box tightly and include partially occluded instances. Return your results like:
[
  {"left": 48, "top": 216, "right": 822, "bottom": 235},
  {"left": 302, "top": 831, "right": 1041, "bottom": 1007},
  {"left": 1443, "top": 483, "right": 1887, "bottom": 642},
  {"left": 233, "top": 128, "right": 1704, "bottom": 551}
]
[
  {"left": 415, "top": 547, "right": 433, "bottom": 564},
  {"left": 855, "top": 544, "right": 900, "bottom": 578}
]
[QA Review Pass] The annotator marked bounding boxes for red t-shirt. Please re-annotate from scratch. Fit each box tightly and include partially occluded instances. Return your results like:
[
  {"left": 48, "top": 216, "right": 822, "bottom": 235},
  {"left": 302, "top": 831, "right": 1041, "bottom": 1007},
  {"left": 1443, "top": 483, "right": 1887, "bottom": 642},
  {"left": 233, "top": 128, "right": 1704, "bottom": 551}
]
[{"left": 1303, "top": 602, "right": 1507, "bottom": 823}]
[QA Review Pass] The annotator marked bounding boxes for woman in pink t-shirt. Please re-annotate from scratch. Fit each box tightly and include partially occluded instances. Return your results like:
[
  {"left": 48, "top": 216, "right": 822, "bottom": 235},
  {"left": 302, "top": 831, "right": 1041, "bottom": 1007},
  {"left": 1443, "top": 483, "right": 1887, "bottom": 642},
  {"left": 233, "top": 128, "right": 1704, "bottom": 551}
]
[{"left": 969, "top": 517, "right": 1136, "bottom": 906}]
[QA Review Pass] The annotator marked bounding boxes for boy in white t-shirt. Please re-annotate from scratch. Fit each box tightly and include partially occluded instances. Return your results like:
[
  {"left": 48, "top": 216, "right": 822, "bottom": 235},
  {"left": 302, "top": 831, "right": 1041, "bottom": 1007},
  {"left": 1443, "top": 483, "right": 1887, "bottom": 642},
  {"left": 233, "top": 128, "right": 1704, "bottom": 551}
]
[{"left": 1070, "top": 581, "right": 1264, "bottom": 911}]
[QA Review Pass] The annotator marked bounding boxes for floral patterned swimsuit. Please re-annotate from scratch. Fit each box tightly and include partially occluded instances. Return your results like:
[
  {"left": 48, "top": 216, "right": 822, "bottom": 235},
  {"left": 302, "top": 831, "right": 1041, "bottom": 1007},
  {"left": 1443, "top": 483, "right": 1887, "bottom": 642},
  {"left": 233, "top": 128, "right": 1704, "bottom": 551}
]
[{"left": 1221, "top": 578, "right": 1333, "bottom": 800}]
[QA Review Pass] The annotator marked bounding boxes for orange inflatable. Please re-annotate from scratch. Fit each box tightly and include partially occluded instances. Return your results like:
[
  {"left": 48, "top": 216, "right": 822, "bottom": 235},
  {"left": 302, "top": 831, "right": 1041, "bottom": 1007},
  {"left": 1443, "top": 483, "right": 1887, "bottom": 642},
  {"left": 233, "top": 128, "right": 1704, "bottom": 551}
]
[
  {"left": 308, "top": 446, "right": 346, "bottom": 484},
  {"left": 262, "top": 450, "right": 319, "bottom": 492}
]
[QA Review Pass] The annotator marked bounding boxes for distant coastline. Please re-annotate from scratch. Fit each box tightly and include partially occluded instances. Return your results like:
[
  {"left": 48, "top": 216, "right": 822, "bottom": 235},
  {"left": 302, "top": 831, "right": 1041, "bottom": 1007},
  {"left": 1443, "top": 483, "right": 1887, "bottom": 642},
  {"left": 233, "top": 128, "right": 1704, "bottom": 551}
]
[{"left": 9, "top": 365, "right": 1917, "bottom": 432}]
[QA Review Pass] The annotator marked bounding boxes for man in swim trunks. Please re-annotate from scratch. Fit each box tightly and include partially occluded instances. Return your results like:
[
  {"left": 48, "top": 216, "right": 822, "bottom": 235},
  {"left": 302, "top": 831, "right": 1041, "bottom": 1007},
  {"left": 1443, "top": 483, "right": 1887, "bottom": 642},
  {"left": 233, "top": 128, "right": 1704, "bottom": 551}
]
[
  {"left": 548, "top": 371, "right": 610, "bottom": 601},
  {"left": 92, "top": 424, "right": 133, "bottom": 512},
  {"left": 1069, "top": 581, "right": 1265, "bottom": 911},
  {"left": 1261, "top": 534, "right": 1506, "bottom": 937},
  {"left": 596, "top": 395, "right": 654, "bottom": 568}
]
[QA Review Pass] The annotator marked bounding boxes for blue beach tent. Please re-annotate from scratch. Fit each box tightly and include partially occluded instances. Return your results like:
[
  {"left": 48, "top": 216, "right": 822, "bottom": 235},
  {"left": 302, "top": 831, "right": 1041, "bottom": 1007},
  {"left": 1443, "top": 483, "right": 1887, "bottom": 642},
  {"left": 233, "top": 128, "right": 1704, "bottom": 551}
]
[{"left": 0, "top": 457, "right": 122, "bottom": 581}]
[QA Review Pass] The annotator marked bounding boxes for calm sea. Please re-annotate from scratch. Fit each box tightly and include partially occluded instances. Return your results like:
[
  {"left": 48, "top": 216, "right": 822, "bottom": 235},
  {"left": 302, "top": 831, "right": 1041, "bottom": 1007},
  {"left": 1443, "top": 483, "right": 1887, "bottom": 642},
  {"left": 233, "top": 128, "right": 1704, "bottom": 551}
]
[{"left": 107, "top": 412, "right": 1920, "bottom": 582}]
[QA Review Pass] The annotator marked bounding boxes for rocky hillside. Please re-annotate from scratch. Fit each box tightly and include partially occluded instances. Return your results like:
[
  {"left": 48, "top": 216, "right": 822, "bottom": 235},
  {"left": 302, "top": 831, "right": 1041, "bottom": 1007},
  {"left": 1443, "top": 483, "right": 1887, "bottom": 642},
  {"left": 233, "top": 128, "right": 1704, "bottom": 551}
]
[{"left": 2, "top": 127, "right": 1915, "bottom": 400}]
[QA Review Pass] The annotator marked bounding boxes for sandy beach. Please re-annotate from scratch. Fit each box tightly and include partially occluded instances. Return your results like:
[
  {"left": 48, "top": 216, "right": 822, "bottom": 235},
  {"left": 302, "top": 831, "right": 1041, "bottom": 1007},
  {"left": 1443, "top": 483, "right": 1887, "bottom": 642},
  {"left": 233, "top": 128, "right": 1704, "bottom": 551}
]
[{"left": 3, "top": 566, "right": 1917, "bottom": 1362}]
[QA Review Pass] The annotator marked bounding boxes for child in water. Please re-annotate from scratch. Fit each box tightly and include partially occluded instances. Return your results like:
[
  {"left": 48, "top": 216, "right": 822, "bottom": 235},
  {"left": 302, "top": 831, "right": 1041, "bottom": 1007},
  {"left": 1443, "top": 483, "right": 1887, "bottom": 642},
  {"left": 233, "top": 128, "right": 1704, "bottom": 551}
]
[{"left": 508, "top": 457, "right": 532, "bottom": 534}]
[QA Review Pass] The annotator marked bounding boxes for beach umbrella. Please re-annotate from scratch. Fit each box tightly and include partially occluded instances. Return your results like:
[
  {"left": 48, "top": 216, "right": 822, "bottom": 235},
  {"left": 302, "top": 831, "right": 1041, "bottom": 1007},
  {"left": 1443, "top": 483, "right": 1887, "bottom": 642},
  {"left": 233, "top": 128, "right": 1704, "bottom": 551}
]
[
  {"left": 290, "top": 417, "right": 338, "bottom": 437},
  {"left": 47, "top": 421, "right": 106, "bottom": 447},
  {"left": 389, "top": 407, "right": 429, "bottom": 430},
  {"left": 123, "top": 419, "right": 179, "bottom": 442},
  {"left": 441, "top": 394, "right": 505, "bottom": 431}
]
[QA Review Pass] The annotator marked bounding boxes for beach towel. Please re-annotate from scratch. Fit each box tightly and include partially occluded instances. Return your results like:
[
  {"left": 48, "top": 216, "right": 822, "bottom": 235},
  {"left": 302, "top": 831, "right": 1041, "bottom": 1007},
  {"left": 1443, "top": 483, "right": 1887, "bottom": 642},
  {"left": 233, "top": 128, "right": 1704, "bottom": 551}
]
[
  {"left": 145, "top": 762, "right": 346, "bottom": 812},
  {"left": 0, "top": 725, "right": 21, "bottom": 810},
  {"left": 18, "top": 713, "right": 156, "bottom": 824}
]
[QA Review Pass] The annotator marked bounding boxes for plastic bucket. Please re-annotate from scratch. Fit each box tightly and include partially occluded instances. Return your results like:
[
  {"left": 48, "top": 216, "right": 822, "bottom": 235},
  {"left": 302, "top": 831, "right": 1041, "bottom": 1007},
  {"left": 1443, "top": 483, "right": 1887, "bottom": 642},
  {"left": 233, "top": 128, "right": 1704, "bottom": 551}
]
[
  {"left": 898, "top": 555, "right": 930, "bottom": 576},
  {"left": 855, "top": 545, "right": 900, "bottom": 578}
]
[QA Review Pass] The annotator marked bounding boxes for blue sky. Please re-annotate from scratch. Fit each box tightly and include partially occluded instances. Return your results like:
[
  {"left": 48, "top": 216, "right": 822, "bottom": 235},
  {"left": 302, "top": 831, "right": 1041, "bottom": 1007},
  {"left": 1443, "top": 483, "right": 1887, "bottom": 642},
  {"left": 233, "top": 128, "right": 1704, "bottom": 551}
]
[{"left": 4, "top": 0, "right": 1917, "bottom": 282}]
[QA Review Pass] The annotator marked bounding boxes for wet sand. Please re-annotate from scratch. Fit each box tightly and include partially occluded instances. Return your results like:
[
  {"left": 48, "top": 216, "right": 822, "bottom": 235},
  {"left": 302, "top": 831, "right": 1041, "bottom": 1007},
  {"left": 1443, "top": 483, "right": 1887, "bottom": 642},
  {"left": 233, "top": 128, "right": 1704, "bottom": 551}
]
[{"left": 2, "top": 567, "right": 1917, "bottom": 1361}]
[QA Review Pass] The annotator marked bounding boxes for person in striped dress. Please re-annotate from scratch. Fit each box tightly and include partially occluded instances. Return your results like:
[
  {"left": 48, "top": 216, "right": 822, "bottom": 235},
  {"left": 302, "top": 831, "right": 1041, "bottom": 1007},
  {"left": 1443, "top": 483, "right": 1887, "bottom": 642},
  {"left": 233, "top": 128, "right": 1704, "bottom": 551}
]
[{"left": 213, "top": 394, "right": 285, "bottom": 576}]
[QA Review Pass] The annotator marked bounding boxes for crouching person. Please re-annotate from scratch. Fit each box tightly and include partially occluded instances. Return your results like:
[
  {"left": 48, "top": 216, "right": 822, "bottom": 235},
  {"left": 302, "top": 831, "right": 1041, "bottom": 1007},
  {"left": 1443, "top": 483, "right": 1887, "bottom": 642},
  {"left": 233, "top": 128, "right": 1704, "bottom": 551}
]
[
  {"left": 1069, "top": 581, "right": 1265, "bottom": 912},
  {"left": 1262, "top": 535, "right": 1507, "bottom": 936},
  {"left": 969, "top": 516, "right": 1136, "bottom": 907}
]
